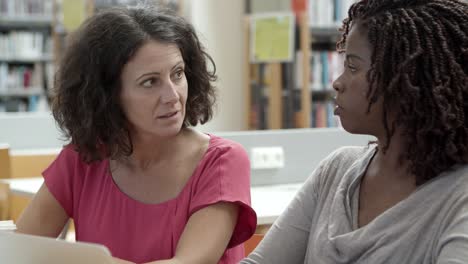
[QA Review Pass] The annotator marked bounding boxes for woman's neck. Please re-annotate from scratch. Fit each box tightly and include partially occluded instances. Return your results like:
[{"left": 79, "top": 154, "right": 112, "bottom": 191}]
[
  {"left": 372, "top": 129, "right": 413, "bottom": 181},
  {"left": 123, "top": 129, "right": 190, "bottom": 171}
]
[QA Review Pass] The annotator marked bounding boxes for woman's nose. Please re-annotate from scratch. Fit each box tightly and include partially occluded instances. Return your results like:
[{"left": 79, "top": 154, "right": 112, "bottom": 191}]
[
  {"left": 332, "top": 77, "right": 344, "bottom": 93},
  {"left": 161, "top": 82, "right": 179, "bottom": 104}
]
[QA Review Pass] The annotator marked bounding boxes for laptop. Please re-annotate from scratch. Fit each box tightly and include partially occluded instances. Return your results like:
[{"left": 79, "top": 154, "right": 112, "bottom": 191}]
[{"left": 0, "top": 231, "right": 113, "bottom": 264}]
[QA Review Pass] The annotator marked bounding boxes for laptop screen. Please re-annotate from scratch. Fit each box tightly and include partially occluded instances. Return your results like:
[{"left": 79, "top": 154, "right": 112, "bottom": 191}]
[{"left": 0, "top": 231, "right": 113, "bottom": 264}]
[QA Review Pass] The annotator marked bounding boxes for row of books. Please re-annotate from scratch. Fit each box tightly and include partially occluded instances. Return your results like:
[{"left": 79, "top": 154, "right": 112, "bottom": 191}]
[
  {"left": 250, "top": 94, "right": 339, "bottom": 129},
  {"left": 0, "top": 0, "right": 53, "bottom": 17},
  {"left": 0, "top": 32, "right": 52, "bottom": 59},
  {"left": 249, "top": 62, "right": 339, "bottom": 130},
  {"left": 295, "top": 50, "right": 343, "bottom": 91},
  {"left": 309, "top": 0, "right": 355, "bottom": 26},
  {"left": 0, "top": 0, "right": 181, "bottom": 25},
  {"left": 0, "top": 63, "right": 44, "bottom": 92}
]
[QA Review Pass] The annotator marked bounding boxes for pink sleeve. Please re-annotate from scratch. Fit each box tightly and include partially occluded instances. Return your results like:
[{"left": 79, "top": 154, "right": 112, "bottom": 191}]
[
  {"left": 42, "top": 146, "right": 83, "bottom": 218},
  {"left": 189, "top": 141, "right": 257, "bottom": 248}
]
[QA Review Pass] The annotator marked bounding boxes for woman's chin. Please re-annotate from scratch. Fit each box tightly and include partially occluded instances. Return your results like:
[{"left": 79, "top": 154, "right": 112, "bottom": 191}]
[{"left": 157, "top": 124, "right": 184, "bottom": 138}]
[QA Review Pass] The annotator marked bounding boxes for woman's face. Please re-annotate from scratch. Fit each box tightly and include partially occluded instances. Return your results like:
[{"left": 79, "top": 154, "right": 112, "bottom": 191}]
[
  {"left": 333, "top": 24, "right": 385, "bottom": 138},
  {"left": 119, "top": 40, "right": 188, "bottom": 139}
]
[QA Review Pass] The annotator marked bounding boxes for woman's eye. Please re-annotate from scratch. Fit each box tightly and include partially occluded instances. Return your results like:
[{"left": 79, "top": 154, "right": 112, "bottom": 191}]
[
  {"left": 348, "top": 65, "right": 357, "bottom": 72},
  {"left": 141, "top": 78, "right": 155, "bottom": 88},
  {"left": 344, "top": 61, "right": 356, "bottom": 72},
  {"left": 174, "top": 70, "right": 184, "bottom": 79},
  {"left": 344, "top": 61, "right": 357, "bottom": 73}
]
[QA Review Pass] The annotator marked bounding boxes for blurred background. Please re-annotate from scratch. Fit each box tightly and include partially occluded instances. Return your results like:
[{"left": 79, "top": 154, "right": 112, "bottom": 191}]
[
  {"left": 0, "top": 0, "right": 352, "bottom": 132},
  {"left": 0, "top": 0, "right": 373, "bottom": 230}
]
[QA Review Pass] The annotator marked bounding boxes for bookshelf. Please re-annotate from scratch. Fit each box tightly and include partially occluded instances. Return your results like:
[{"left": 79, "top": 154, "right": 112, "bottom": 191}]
[
  {"left": 306, "top": 0, "right": 352, "bottom": 129},
  {"left": 245, "top": 0, "right": 352, "bottom": 130},
  {"left": 0, "top": 0, "right": 55, "bottom": 112},
  {"left": 244, "top": 12, "right": 307, "bottom": 130},
  {"left": 0, "top": 16, "right": 53, "bottom": 28}
]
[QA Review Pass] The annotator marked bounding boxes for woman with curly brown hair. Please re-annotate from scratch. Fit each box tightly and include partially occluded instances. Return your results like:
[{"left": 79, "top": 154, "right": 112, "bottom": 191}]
[
  {"left": 15, "top": 5, "right": 256, "bottom": 264},
  {"left": 242, "top": 0, "right": 468, "bottom": 263}
]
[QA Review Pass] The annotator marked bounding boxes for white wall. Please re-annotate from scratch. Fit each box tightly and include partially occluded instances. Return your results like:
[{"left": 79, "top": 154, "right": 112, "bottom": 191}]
[
  {"left": 0, "top": 113, "right": 374, "bottom": 185},
  {"left": 0, "top": 113, "right": 66, "bottom": 150},
  {"left": 188, "top": 0, "right": 247, "bottom": 132}
]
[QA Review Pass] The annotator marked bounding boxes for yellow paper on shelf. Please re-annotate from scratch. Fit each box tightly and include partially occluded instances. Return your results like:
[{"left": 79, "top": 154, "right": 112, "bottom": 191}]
[
  {"left": 251, "top": 13, "right": 294, "bottom": 63},
  {"left": 62, "top": 0, "right": 87, "bottom": 32}
]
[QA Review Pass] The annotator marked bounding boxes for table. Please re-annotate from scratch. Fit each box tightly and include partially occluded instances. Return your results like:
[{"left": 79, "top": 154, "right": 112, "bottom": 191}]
[
  {"left": 1, "top": 177, "right": 303, "bottom": 225},
  {"left": 0, "top": 177, "right": 42, "bottom": 197}
]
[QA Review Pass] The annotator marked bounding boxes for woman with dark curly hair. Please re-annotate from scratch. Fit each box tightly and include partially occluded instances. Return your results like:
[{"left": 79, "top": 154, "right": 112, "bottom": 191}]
[
  {"left": 242, "top": 0, "right": 468, "bottom": 263},
  {"left": 15, "top": 5, "right": 256, "bottom": 264}
]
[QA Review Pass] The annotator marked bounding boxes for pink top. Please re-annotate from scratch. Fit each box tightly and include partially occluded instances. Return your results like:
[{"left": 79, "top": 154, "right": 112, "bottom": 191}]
[{"left": 43, "top": 135, "right": 257, "bottom": 263}]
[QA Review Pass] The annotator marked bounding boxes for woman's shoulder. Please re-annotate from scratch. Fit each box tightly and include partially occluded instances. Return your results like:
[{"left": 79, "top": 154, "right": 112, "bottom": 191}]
[
  {"left": 56, "top": 144, "right": 81, "bottom": 161},
  {"left": 437, "top": 164, "right": 468, "bottom": 196},
  {"left": 311, "top": 145, "right": 376, "bottom": 190},
  {"left": 205, "top": 134, "right": 247, "bottom": 156},
  {"left": 192, "top": 134, "right": 249, "bottom": 171},
  {"left": 323, "top": 145, "right": 374, "bottom": 169},
  {"left": 55, "top": 144, "right": 107, "bottom": 169}
]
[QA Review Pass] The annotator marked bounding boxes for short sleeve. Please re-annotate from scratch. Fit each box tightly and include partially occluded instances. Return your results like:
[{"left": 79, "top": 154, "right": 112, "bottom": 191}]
[
  {"left": 189, "top": 140, "right": 257, "bottom": 248},
  {"left": 42, "top": 145, "right": 83, "bottom": 218}
]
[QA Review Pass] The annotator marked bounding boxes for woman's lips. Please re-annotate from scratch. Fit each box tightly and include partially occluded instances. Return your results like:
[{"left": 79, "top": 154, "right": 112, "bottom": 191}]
[
  {"left": 334, "top": 100, "right": 343, "bottom": 115},
  {"left": 158, "top": 111, "right": 178, "bottom": 119}
]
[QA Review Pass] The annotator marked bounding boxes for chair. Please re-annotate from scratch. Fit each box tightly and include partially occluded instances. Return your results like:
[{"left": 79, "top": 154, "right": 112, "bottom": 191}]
[
  {"left": 0, "top": 147, "right": 71, "bottom": 239},
  {"left": 0, "top": 144, "right": 12, "bottom": 220},
  {"left": 9, "top": 150, "right": 57, "bottom": 221},
  {"left": 8, "top": 150, "right": 72, "bottom": 239},
  {"left": 244, "top": 233, "right": 265, "bottom": 256}
]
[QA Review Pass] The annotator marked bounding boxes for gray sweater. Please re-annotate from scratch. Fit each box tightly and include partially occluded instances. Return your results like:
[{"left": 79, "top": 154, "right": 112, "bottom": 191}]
[{"left": 241, "top": 146, "right": 468, "bottom": 264}]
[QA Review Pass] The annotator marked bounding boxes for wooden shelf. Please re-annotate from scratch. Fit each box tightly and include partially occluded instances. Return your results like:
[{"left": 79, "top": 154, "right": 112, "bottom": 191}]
[
  {"left": 298, "top": 12, "right": 311, "bottom": 128},
  {"left": 310, "top": 88, "right": 334, "bottom": 94},
  {"left": 310, "top": 25, "right": 342, "bottom": 42},
  {"left": 244, "top": 12, "right": 311, "bottom": 130},
  {"left": 0, "top": 16, "right": 53, "bottom": 28},
  {"left": 244, "top": 11, "right": 346, "bottom": 130},
  {"left": 0, "top": 55, "right": 53, "bottom": 63},
  {"left": 0, "top": 88, "right": 44, "bottom": 97}
]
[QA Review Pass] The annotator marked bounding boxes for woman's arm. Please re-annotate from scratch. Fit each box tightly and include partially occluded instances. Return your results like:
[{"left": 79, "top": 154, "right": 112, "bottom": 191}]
[
  {"left": 240, "top": 157, "right": 331, "bottom": 264},
  {"left": 146, "top": 202, "right": 239, "bottom": 264},
  {"left": 16, "top": 183, "right": 69, "bottom": 237},
  {"left": 436, "top": 199, "right": 468, "bottom": 263},
  {"left": 240, "top": 183, "right": 316, "bottom": 264}
]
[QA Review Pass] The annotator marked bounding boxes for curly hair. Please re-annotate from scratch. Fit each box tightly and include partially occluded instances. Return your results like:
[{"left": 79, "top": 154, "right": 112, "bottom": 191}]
[
  {"left": 52, "top": 6, "right": 217, "bottom": 163},
  {"left": 337, "top": 0, "right": 468, "bottom": 185}
]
